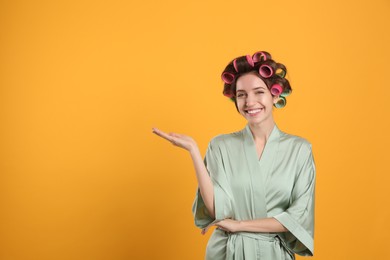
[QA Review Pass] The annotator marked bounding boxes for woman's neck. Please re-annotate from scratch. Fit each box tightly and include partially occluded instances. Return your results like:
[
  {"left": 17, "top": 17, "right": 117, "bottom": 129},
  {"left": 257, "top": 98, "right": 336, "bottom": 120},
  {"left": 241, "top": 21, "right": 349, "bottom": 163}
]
[{"left": 248, "top": 120, "right": 275, "bottom": 142}]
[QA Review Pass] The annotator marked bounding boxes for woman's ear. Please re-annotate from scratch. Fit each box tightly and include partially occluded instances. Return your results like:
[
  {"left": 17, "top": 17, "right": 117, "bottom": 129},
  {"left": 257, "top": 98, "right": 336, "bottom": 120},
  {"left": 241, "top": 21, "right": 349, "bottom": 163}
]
[{"left": 272, "top": 95, "right": 279, "bottom": 104}]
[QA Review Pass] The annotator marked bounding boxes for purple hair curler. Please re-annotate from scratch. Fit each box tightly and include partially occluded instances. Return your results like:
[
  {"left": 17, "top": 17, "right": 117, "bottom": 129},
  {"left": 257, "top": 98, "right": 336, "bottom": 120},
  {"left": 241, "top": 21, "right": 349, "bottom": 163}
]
[
  {"left": 233, "top": 59, "right": 239, "bottom": 72},
  {"left": 270, "top": 84, "right": 283, "bottom": 96},
  {"left": 221, "top": 72, "right": 235, "bottom": 84},
  {"left": 252, "top": 51, "right": 267, "bottom": 62},
  {"left": 246, "top": 55, "right": 254, "bottom": 67},
  {"left": 259, "top": 64, "right": 273, "bottom": 78}
]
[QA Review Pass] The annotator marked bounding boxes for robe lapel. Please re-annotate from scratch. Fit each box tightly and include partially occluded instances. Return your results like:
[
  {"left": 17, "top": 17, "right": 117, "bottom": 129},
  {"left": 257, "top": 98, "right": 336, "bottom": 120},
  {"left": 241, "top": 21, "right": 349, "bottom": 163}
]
[{"left": 243, "top": 124, "right": 281, "bottom": 218}]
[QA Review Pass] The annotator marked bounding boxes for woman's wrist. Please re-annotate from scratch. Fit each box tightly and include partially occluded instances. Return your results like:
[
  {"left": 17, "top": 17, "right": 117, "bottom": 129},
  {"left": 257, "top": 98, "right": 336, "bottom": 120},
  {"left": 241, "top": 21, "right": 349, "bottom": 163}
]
[
  {"left": 237, "top": 220, "right": 246, "bottom": 232},
  {"left": 188, "top": 143, "right": 200, "bottom": 155}
]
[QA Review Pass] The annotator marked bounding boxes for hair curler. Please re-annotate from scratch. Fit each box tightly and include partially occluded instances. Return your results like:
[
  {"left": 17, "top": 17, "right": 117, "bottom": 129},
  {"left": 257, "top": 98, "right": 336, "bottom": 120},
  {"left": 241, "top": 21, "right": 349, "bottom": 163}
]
[
  {"left": 274, "top": 96, "right": 286, "bottom": 108},
  {"left": 221, "top": 72, "right": 235, "bottom": 84},
  {"left": 233, "top": 59, "right": 239, "bottom": 72},
  {"left": 270, "top": 84, "right": 283, "bottom": 96},
  {"left": 252, "top": 51, "right": 268, "bottom": 62},
  {"left": 281, "top": 88, "right": 292, "bottom": 97},
  {"left": 259, "top": 64, "right": 273, "bottom": 78},
  {"left": 246, "top": 55, "right": 254, "bottom": 67},
  {"left": 223, "top": 91, "right": 234, "bottom": 98},
  {"left": 275, "top": 68, "right": 286, "bottom": 78}
]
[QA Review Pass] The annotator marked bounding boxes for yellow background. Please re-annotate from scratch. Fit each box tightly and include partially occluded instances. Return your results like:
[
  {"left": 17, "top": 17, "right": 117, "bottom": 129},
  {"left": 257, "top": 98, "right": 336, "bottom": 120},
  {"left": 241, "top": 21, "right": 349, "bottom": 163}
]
[{"left": 1, "top": 0, "right": 389, "bottom": 259}]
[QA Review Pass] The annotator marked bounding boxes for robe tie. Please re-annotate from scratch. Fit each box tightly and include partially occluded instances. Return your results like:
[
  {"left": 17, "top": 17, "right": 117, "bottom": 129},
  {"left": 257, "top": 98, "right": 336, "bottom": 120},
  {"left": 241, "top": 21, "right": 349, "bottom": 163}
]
[{"left": 225, "top": 231, "right": 278, "bottom": 260}]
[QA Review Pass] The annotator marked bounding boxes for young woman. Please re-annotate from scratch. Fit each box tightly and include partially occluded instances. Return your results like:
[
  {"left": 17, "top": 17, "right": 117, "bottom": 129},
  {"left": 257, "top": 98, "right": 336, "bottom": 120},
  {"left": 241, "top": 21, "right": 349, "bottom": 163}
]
[{"left": 152, "top": 51, "right": 315, "bottom": 260}]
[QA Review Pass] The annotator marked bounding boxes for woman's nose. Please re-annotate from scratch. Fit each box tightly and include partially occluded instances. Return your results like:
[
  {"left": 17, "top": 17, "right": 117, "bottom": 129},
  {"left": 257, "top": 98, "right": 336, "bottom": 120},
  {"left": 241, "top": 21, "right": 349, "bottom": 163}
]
[{"left": 245, "top": 94, "right": 256, "bottom": 106}]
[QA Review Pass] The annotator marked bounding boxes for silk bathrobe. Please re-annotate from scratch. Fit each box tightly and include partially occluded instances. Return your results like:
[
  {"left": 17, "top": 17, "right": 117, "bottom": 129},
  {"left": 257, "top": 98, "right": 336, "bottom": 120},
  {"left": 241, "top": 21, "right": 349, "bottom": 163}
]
[{"left": 193, "top": 125, "right": 316, "bottom": 260}]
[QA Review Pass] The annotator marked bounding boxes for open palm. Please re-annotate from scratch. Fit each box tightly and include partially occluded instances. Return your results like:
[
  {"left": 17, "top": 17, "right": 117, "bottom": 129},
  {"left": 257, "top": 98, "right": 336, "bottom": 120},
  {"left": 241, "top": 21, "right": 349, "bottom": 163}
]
[{"left": 152, "top": 128, "right": 197, "bottom": 152}]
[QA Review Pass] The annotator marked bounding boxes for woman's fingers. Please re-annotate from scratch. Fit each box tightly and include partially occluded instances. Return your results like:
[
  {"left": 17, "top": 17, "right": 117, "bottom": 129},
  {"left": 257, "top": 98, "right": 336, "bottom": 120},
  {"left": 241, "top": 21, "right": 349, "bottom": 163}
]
[
  {"left": 153, "top": 128, "right": 185, "bottom": 147},
  {"left": 152, "top": 128, "right": 174, "bottom": 142},
  {"left": 152, "top": 128, "right": 195, "bottom": 151},
  {"left": 169, "top": 132, "right": 178, "bottom": 137}
]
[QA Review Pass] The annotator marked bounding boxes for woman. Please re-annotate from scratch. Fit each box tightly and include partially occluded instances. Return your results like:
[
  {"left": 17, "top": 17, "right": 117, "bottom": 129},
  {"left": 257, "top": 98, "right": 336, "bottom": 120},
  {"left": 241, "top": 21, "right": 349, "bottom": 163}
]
[{"left": 152, "top": 51, "right": 315, "bottom": 260}]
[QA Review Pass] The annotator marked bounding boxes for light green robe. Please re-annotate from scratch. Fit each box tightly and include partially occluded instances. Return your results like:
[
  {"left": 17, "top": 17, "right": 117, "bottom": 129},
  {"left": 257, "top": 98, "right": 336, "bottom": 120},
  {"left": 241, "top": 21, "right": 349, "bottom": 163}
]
[{"left": 193, "top": 125, "right": 315, "bottom": 260}]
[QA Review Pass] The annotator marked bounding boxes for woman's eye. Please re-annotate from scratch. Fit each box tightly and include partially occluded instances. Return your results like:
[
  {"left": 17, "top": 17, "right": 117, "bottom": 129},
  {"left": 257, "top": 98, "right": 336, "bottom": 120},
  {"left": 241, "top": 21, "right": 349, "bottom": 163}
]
[
  {"left": 236, "top": 93, "right": 244, "bottom": 98},
  {"left": 256, "top": 91, "right": 264, "bottom": 94}
]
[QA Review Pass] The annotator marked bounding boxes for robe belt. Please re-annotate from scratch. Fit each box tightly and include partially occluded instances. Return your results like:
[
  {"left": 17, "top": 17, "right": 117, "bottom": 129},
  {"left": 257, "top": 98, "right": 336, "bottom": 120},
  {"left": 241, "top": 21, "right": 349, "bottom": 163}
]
[{"left": 222, "top": 229, "right": 279, "bottom": 260}]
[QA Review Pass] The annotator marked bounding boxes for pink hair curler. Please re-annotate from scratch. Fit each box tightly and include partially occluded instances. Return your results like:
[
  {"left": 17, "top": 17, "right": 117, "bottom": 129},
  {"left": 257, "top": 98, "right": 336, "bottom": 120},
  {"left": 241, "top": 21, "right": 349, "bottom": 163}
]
[
  {"left": 223, "top": 91, "right": 234, "bottom": 98},
  {"left": 221, "top": 72, "right": 235, "bottom": 84},
  {"left": 270, "top": 84, "right": 283, "bottom": 96},
  {"left": 252, "top": 51, "right": 267, "bottom": 62},
  {"left": 259, "top": 64, "right": 273, "bottom": 78},
  {"left": 233, "top": 59, "right": 239, "bottom": 72},
  {"left": 246, "top": 55, "right": 254, "bottom": 67},
  {"left": 274, "top": 96, "right": 286, "bottom": 108}
]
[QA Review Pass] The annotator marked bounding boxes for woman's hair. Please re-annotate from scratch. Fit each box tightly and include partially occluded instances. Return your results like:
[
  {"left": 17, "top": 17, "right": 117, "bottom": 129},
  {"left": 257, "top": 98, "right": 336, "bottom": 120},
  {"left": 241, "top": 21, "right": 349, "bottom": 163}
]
[{"left": 221, "top": 51, "right": 292, "bottom": 108}]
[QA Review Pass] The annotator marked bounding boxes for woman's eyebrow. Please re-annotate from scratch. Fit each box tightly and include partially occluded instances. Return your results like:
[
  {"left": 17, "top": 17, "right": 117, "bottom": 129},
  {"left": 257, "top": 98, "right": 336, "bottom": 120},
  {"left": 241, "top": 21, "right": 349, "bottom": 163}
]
[
  {"left": 253, "top": 86, "right": 266, "bottom": 90},
  {"left": 236, "top": 86, "right": 266, "bottom": 92}
]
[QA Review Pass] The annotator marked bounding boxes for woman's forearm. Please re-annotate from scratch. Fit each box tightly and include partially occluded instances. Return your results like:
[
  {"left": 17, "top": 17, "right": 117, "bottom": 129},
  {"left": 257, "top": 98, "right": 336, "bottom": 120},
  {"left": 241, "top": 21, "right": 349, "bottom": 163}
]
[
  {"left": 189, "top": 146, "right": 215, "bottom": 218},
  {"left": 238, "top": 217, "right": 287, "bottom": 233},
  {"left": 216, "top": 217, "right": 288, "bottom": 233}
]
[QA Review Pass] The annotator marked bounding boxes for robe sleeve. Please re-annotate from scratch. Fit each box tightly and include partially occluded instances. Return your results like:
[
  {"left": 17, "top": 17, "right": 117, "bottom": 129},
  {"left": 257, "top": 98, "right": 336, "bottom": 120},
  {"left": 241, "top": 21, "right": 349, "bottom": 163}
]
[
  {"left": 192, "top": 139, "right": 234, "bottom": 229},
  {"left": 273, "top": 143, "right": 316, "bottom": 256}
]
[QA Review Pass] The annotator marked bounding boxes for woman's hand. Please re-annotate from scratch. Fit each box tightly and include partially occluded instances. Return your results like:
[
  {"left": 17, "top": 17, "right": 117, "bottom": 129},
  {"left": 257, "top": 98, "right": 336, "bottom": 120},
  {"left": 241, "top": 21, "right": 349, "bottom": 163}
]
[
  {"left": 215, "top": 219, "right": 241, "bottom": 233},
  {"left": 152, "top": 127, "right": 198, "bottom": 152}
]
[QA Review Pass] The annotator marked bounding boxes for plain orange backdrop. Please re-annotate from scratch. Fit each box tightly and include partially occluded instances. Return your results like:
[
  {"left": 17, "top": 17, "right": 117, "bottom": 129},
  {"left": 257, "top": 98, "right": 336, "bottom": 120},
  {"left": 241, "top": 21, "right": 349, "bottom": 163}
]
[{"left": 1, "top": 0, "right": 389, "bottom": 259}]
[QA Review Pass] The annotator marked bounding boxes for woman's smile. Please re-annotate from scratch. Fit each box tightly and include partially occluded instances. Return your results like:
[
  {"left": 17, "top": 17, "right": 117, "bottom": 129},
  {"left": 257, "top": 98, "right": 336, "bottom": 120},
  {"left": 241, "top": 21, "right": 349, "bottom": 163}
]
[{"left": 245, "top": 108, "right": 263, "bottom": 116}]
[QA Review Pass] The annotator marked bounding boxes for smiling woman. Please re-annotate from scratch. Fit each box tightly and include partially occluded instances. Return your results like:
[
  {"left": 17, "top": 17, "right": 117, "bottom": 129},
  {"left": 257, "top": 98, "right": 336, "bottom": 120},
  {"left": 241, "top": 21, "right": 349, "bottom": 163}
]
[{"left": 153, "top": 51, "right": 315, "bottom": 260}]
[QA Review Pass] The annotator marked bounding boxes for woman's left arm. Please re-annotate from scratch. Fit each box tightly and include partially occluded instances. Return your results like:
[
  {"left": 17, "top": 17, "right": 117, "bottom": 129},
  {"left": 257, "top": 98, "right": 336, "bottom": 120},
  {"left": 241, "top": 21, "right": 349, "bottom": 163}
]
[
  {"left": 215, "top": 217, "right": 287, "bottom": 233},
  {"left": 217, "top": 143, "right": 315, "bottom": 235}
]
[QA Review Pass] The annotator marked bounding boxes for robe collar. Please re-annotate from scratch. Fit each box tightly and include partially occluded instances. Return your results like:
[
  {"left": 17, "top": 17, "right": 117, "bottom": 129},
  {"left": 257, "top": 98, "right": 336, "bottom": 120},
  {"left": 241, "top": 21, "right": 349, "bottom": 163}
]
[
  {"left": 242, "top": 124, "right": 281, "bottom": 218},
  {"left": 243, "top": 124, "right": 281, "bottom": 163}
]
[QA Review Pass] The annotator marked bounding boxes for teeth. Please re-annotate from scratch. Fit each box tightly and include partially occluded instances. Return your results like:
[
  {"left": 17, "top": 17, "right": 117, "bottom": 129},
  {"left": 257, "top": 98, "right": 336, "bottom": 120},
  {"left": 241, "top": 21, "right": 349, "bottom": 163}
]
[{"left": 247, "top": 109, "right": 261, "bottom": 114}]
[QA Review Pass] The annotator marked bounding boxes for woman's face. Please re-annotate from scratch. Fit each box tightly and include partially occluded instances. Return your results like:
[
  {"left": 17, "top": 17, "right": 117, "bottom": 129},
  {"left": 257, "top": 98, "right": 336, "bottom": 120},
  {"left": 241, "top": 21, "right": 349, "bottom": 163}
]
[{"left": 235, "top": 72, "right": 277, "bottom": 126}]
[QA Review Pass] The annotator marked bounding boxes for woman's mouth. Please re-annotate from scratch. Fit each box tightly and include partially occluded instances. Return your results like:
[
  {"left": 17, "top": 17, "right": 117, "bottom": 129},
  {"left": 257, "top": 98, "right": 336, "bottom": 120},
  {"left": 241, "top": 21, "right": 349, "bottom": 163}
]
[{"left": 245, "top": 108, "right": 263, "bottom": 116}]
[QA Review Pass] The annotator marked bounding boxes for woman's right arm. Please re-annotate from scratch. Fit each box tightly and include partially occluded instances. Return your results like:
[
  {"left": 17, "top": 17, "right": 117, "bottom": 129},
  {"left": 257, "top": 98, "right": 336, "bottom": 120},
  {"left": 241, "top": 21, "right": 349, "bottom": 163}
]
[
  {"left": 152, "top": 128, "right": 215, "bottom": 218},
  {"left": 188, "top": 144, "right": 215, "bottom": 218}
]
